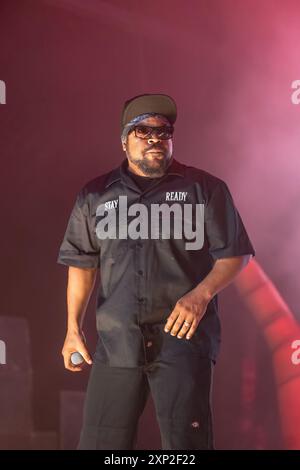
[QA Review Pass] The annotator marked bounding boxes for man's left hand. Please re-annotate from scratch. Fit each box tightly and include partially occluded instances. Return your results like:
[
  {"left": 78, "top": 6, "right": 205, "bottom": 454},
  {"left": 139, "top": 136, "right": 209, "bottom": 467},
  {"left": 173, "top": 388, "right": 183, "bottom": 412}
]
[{"left": 164, "top": 288, "right": 211, "bottom": 340}]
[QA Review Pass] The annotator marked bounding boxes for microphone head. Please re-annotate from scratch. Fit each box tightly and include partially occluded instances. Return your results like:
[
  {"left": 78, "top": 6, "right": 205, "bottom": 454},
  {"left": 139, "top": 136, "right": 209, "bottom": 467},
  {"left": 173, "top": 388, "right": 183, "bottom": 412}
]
[{"left": 70, "top": 351, "right": 84, "bottom": 365}]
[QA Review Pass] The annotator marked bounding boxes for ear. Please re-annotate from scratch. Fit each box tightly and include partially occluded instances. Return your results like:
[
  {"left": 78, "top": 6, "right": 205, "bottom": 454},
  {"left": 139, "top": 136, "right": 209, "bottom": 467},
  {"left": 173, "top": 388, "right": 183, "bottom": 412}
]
[{"left": 122, "top": 143, "right": 127, "bottom": 151}]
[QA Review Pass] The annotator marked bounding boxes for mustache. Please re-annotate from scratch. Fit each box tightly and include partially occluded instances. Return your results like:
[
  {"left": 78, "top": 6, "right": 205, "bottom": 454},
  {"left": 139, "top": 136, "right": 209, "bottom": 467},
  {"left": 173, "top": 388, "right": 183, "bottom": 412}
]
[{"left": 144, "top": 145, "right": 165, "bottom": 154}]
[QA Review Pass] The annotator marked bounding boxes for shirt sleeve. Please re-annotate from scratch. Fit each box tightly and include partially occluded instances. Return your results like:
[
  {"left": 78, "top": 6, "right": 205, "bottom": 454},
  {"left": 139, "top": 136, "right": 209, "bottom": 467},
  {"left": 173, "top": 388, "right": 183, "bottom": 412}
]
[
  {"left": 57, "top": 189, "right": 100, "bottom": 268},
  {"left": 204, "top": 179, "right": 255, "bottom": 260}
]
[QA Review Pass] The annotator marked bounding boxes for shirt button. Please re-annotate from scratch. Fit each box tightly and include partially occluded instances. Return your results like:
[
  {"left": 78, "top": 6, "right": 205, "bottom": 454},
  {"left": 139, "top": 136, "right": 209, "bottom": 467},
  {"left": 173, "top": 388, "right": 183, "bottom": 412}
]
[
  {"left": 138, "top": 270, "right": 143, "bottom": 275},
  {"left": 146, "top": 341, "right": 153, "bottom": 348}
]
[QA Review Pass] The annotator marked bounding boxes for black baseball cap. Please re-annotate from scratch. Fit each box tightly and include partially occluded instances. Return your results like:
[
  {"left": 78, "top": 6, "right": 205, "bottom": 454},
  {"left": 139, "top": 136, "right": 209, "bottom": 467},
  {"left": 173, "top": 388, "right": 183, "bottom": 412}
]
[{"left": 121, "top": 93, "right": 177, "bottom": 130}]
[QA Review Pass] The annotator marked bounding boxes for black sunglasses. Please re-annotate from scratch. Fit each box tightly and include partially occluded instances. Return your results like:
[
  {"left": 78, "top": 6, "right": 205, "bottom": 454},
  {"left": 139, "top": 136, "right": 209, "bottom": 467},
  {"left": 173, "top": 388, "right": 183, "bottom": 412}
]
[{"left": 131, "top": 125, "right": 174, "bottom": 140}]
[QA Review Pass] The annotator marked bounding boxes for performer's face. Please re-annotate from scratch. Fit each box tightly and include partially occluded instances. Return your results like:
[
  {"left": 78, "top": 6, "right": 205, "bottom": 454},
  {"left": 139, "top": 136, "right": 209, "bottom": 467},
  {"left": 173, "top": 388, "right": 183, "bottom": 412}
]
[{"left": 122, "top": 115, "right": 173, "bottom": 177}]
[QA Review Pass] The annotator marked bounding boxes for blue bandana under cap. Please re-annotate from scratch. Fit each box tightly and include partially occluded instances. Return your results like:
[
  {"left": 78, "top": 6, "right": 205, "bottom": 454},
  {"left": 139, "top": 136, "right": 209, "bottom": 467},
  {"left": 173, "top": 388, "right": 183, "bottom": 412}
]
[{"left": 120, "top": 112, "right": 170, "bottom": 144}]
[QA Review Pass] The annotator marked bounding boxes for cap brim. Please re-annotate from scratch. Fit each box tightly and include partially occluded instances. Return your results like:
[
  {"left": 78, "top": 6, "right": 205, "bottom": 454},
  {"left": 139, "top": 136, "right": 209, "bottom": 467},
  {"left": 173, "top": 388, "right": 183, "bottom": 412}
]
[{"left": 122, "top": 94, "right": 177, "bottom": 128}]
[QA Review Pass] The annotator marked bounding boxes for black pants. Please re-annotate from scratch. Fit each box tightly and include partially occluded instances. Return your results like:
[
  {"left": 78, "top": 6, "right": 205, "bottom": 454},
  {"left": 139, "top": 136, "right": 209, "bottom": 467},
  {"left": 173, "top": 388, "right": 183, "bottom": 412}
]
[{"left": 78, "top": 355, "right": 215, "bottom": 450}]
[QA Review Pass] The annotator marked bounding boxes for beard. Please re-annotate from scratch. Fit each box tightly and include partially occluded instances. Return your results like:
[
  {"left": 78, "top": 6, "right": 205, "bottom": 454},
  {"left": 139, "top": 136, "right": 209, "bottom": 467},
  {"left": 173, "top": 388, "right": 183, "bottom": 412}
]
[{"left": 127, "top": 151, "right": 171, "bottom": 177}]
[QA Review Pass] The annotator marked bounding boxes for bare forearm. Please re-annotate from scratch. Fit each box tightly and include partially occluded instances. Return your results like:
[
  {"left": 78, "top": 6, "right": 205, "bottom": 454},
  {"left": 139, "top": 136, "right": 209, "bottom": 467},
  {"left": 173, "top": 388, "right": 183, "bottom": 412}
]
[
  {"left": 164, "top": 254, "right": 253, "bottom": 339},
  {"left": 194, "top": 255, "right": 252, "bottom": 301},
  {"left": 66, "top": 266, "right": 97, "bottom": 333}
]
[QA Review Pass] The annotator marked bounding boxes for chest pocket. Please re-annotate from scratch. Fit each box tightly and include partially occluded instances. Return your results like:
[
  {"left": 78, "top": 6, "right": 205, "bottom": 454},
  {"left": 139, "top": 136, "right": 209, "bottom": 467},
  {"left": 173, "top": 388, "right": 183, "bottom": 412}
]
[{"left": 99, "top": 239, "right": 129, "bottom": 297}]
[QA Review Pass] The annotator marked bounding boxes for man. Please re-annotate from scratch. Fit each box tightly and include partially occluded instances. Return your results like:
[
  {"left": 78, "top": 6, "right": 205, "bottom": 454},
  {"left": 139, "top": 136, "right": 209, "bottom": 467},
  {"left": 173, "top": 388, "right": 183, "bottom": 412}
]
[{"left": 57, "top": 93, "right": 255, "bottom": 450}]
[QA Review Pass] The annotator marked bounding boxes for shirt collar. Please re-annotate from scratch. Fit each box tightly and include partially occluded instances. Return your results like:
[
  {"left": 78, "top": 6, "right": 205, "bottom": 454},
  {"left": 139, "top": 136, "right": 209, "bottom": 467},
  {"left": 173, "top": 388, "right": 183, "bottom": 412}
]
[{"left": 105, "top": 157, "right": 185, "bottom": 189}]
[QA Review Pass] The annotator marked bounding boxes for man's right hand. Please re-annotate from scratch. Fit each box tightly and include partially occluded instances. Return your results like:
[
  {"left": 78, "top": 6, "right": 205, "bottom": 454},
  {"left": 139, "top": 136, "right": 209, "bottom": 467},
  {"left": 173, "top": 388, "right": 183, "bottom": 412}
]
[{"left": 62, "top": 330, "right": 93, "bottom": 372}]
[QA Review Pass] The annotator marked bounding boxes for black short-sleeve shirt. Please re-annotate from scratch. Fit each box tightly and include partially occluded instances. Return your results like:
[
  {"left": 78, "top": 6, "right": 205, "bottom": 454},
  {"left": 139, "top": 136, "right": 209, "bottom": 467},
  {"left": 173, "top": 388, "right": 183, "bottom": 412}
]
[{"left": 57, "top": 158, "right": 255, "bottom": 367}]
